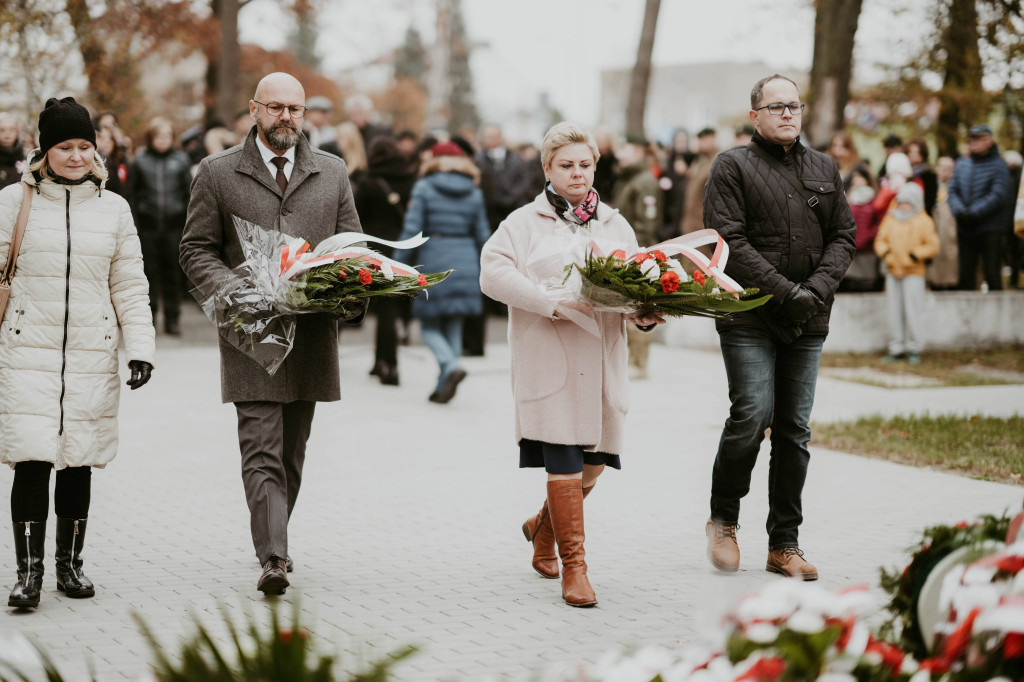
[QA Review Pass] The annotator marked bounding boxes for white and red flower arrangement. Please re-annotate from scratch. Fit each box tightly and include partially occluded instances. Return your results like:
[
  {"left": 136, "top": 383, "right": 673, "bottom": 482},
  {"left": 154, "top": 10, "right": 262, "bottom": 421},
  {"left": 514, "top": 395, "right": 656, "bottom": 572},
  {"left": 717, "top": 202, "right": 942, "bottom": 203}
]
[
  {"left": 921, "top": 540, "right": 1024, "bottom": 680},
  {"left": 564, "top": 229, "right": 772, "bottom": 319},
  {"left": 547, "top": 581, "right": 919, "bottom": 682},
  {"left": 194, "top": 216, "right": 451, "bottom": 374}
]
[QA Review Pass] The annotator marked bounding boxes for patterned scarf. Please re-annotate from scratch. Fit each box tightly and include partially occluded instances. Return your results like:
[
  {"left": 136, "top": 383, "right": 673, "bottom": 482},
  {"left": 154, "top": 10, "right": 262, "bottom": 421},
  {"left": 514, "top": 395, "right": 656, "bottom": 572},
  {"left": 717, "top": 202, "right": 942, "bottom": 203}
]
[{"left": 545, "top": 183, "right": 600, "bottom": 227}]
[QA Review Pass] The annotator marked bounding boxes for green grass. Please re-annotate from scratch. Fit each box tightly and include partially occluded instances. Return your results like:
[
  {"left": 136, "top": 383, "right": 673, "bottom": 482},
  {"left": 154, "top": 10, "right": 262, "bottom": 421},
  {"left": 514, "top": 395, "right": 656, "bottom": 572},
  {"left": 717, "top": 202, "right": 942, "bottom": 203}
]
[
  {"left": 819, "top": 345, "right": 1024, "bottom": 386},
  {"left": 811, "top": 414, "right": 1024, "bottom": 484}
]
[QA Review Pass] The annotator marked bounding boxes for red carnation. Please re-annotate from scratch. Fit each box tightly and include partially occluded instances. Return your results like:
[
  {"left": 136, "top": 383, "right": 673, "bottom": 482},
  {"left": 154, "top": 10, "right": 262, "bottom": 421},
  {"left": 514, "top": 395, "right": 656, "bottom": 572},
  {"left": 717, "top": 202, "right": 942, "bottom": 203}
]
[
  {"left": 1006, "top": 632, "right": 1024, "bottom": 659},
  {"left": 693, "top": 269, "right": 706, "bottom": 285},
  {"left": 338, "top": 271, "right": 347, "bottom": 279},
  {"left": 358, "top": 268, "right": 373, "bottom": 285},
  {"left": 634, "top": 252, "right": 651, "bottom": 263},
  {"left": 997, "top": 554, "right": 1024, "bottom": 575},
  {"left": 865, "top": 638, "right": 906, "bottom": 672},
  {"left": 736, "top": 656, "right": 785, "bottom": 681},
  {"left": 417, "top": 274, "right": 428, "bottom": 286},
  {"left": 650, "top": 250, "right": 667, "bottom": 262},
  {"left": 660, "top": 271, "right": 680, "bottom": 293}
]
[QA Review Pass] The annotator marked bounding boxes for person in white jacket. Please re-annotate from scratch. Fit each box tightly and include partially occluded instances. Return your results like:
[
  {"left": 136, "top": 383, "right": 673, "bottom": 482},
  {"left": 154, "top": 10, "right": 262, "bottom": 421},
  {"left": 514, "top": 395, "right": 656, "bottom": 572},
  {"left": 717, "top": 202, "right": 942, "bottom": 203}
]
[
  {"left": 480, "top": 122, "right": 663, "bottom": 608},
  {"left": 0, "top": 97, "right": 155, "bottom": 610}
]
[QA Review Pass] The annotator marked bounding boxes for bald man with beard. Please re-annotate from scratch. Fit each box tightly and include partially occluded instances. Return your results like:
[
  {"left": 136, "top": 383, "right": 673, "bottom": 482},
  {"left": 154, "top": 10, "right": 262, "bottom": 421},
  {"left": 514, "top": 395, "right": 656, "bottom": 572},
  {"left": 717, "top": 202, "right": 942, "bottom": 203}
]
[{"left": 181, "top": 73, "right": 365, "bottom": 594}]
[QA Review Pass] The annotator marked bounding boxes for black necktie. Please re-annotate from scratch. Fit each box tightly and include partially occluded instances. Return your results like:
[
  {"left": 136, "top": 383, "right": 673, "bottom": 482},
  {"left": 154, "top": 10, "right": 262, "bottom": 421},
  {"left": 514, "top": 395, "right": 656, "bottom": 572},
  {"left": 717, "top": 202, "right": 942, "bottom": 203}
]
[{"left": 270, "top": 156, "right": 288, "bottom": 193}]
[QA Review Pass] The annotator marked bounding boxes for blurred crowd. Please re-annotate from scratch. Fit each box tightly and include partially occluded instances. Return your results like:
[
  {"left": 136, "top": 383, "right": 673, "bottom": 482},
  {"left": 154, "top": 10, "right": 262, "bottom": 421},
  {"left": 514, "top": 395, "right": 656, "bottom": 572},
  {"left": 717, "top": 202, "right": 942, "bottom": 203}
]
[{"left": 2, "top": 96, "right": 1022, "bottom": 356}]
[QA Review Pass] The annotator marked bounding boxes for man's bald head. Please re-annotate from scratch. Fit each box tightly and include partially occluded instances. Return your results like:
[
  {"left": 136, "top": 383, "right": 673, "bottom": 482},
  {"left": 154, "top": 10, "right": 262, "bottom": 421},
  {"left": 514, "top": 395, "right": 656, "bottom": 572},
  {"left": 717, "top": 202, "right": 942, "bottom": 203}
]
[{"left": 254, "top": 72, "right": 305, "bottom": 104}]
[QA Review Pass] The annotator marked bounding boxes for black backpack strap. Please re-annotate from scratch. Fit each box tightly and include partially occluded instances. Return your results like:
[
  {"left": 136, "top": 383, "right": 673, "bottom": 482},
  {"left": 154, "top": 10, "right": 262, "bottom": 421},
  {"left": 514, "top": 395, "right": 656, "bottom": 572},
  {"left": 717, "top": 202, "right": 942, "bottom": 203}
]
[{"left": 747, "top": 141, "right": 832, "bottom": 230}]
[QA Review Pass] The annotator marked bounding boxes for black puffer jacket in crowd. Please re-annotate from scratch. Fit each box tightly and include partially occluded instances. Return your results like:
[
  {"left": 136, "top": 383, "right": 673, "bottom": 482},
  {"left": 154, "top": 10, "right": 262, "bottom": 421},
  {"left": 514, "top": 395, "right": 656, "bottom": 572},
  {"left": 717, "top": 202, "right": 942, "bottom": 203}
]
[
  {"left": 353, "top": 155, "right": 416, "bottom": 257},
  {"left": 128, "top": 147, "right": 193, "bottom": 226},
  {"left": 703, "top": 132, "right": 856, "bottom": 338},
  {"left": 0, "top": 142, "right": 26, "bottom": 190}
]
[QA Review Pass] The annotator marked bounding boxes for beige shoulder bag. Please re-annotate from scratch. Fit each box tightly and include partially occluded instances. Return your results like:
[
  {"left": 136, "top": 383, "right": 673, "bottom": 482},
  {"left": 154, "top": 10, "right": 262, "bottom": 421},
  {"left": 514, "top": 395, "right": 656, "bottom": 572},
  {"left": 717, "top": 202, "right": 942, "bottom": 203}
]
[{"left": 0, "top": 182, "right": 33, "bottom": 321}]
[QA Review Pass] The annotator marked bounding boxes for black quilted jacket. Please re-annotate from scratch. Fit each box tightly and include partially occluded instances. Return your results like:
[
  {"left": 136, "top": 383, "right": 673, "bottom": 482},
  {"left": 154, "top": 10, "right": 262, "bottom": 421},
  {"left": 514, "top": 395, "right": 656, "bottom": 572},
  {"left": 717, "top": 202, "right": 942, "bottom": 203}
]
[{"left": 703, "top": 133, "right": 856, "bottom": 338}]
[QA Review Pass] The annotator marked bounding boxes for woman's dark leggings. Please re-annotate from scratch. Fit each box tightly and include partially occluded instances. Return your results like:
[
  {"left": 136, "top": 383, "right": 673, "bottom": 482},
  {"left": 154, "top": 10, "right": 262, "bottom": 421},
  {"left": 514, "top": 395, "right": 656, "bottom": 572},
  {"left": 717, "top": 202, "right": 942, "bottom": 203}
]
[{"left": 10, "top": 461, "right": 91, "bottom": 522}]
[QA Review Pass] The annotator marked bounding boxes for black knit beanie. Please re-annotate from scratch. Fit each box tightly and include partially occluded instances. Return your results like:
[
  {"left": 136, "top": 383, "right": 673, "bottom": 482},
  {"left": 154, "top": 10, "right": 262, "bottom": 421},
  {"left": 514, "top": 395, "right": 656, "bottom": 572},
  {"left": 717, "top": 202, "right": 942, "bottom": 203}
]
[{"left": 38, "top": 97, "right": 96, "bottom": 156}]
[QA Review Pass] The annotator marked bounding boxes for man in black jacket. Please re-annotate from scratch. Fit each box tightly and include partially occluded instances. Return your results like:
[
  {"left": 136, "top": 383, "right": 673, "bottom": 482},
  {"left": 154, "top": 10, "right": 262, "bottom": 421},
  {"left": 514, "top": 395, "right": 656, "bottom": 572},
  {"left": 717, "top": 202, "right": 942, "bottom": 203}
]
[{"left": 702, "top": 75, "right": 855, "bottom": 581}]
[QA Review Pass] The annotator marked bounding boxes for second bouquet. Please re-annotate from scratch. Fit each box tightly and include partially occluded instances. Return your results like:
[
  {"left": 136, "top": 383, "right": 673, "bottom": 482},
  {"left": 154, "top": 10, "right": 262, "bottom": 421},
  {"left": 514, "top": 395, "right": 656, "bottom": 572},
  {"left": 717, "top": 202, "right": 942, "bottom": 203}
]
[
  {"left": 193, "top": 216, "right": 452, "bottom": 375},
  {"left": 564, "top": 228, "right": 772, "bottom": 320}
]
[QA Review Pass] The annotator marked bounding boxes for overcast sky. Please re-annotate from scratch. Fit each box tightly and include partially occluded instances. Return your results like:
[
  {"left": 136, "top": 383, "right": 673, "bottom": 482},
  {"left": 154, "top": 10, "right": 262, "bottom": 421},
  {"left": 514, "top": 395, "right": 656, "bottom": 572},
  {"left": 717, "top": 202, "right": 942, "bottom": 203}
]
[{"left": 240, "top": 0, "right": 929, "bottom": 127}]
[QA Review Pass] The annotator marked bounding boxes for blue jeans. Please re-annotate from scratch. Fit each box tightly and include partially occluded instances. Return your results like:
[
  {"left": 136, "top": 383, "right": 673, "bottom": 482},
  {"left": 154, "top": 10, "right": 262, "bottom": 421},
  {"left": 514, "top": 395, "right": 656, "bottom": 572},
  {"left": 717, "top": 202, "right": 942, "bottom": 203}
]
[
  {"left": 420, "top": 316, "right": 463, "bottom": 391},
  {"left": 710, "top": 326, "right": 824, "bottom": 549}
]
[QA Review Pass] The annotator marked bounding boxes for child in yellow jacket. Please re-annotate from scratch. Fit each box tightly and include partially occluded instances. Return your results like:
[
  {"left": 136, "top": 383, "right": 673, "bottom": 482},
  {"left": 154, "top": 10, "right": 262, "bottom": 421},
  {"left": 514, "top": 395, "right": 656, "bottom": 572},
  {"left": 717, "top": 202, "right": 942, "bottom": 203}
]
[{"left": 874, "top": 182, "right": 940, "bottom": 364}]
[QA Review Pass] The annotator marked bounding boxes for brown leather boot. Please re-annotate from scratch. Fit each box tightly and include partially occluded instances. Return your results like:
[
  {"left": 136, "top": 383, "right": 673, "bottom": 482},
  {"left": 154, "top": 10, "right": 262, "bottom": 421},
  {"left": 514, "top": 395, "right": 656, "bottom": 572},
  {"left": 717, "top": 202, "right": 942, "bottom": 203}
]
[
  {"left": 706, "top": 518, "right": 740, "bottom": 573},
  {"left": 547, "top": 479, "right": 597, "bottom": 607},
  {"left": 522, "top": 484, "right": 595, "bottom": 579},
  {"left": 767, "top": 547, "right": 818, "bottom": 581}
]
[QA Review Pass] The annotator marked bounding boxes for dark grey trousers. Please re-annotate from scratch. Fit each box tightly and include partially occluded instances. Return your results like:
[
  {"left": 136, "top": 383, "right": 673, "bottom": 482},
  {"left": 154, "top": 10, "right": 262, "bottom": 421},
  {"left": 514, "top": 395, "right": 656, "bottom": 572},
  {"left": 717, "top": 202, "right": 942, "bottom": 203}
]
[{"left": 235, "top": 400, "right": 316, "bottom": 565}]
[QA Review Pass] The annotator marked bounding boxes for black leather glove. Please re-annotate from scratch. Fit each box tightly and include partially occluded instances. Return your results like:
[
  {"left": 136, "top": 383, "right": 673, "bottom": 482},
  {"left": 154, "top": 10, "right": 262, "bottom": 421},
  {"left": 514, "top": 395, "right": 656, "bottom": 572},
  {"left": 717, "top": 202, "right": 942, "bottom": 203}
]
[
  {"left": 779, "top": 284, "right": 822, "bottom": 325},
  {"left": 127, "top": 360, "right": 153, "bottom": 390}
]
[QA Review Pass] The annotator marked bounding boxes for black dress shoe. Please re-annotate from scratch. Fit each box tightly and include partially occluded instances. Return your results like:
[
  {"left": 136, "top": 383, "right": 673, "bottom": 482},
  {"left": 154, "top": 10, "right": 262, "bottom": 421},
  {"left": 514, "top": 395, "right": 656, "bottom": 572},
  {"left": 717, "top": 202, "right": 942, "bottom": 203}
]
[
  {"left": 369, "top": 360, "right": 385, "bottom": 377},
  {"left": 379, "top": 363, "right": 399, "bottom": 386},
  {"left": 257, "top": 556, "right": 289, "bottom": 594}
]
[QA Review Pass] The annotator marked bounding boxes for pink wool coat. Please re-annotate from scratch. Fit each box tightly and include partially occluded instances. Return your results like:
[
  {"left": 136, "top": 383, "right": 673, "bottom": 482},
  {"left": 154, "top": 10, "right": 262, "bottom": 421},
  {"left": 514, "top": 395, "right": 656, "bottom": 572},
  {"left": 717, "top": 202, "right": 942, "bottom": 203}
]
[{"left": 480, "top": 193, "right": 641, "bottom": 455}]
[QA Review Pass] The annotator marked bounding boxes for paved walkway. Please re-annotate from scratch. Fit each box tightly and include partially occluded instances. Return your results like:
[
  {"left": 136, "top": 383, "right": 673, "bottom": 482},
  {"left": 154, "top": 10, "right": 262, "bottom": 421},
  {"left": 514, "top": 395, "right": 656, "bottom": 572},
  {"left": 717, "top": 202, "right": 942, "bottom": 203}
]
[{"left": 1, "top": 309, "right": 1021, "bottom": 681}]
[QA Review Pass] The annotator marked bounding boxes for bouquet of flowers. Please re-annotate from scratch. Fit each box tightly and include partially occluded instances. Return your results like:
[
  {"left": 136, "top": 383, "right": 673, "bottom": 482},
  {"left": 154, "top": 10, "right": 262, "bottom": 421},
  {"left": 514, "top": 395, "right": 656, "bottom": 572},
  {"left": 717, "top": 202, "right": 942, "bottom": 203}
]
[
  {"left": 193, "top": 216, "right": 452, "bottom": 375},
  {"left": 563, "top": 229, "right": 772, "bottom": 320}
]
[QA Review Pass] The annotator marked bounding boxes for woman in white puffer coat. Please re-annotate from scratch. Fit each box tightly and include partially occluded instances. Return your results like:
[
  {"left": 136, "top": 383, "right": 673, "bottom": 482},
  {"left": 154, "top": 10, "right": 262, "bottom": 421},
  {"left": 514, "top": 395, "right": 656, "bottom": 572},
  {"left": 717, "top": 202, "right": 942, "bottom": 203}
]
[{"left": 0, "top": 97, "right": 155, "bottom": 610}]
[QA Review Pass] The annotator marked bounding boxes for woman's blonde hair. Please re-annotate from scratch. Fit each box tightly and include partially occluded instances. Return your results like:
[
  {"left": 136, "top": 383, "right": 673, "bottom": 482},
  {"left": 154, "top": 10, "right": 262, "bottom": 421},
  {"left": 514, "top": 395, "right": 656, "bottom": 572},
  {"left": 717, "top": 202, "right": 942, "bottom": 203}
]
[
  {"left": 335, "top": 121, "right": 367, "bottom": 175},
  {"left": 27, "top": 146, "right": 108, "bottom": 182},
  {"left": 540, "top": 121, "right": 600, "bottom": 169}
]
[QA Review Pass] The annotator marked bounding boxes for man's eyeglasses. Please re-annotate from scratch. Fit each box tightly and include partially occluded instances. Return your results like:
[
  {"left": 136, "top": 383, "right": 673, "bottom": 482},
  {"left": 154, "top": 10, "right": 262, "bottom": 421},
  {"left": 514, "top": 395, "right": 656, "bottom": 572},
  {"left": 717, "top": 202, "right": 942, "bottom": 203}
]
[
  {"left": 754, "top": 102, "right": 806, "bottom": 117},
  {"left": 252, "top": 100, "right": 307, "bottom": 118}
]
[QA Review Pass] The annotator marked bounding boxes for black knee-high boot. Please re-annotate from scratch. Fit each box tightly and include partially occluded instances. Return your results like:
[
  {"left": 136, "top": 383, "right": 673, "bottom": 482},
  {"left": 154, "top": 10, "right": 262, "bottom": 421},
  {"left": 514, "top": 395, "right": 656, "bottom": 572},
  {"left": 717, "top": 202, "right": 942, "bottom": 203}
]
[
  {"left": 55, "top": 517, "right": 94, "bottom": 598},
  {"left": 8, "top": 521, "right": 45, "bottom": 609}
]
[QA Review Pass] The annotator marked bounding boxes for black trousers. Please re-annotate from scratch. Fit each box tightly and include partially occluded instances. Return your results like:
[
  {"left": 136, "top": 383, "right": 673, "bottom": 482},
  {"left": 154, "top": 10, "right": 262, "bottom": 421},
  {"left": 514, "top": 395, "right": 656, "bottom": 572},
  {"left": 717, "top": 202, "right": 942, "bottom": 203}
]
[
  {"left": 1008, "top": 230, "right": 1023, "bottom": 288},
  {"left": 373, "top": 297, "right": 400, "bottom": 366},
  {"left": 958, "top": 231, "right": 1004, "bottom": 291},
  {"left": 235, "top": 400, "right": 316, "bottom": 565},
  {"left": 10, "top": 461, "right": 91, "bottom": 522},
  {"left": 138, "top": 214, "right": 186, "bottom": 322}
]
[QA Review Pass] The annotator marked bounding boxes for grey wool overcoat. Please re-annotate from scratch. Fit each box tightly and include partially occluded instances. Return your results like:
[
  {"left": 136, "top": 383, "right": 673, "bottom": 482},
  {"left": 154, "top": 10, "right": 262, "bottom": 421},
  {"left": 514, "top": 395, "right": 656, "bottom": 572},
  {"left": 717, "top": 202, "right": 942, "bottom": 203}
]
[{"left": 180, "top": 128, "right": 363, "bottom": 404}]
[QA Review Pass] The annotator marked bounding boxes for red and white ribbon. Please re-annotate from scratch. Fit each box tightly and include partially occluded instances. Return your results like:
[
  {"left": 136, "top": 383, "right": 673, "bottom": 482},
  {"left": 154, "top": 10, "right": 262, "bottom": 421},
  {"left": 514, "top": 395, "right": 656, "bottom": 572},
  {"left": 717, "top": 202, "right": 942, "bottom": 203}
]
[{"left": 278, "top": 232, "right": 429, "bottom": 281}]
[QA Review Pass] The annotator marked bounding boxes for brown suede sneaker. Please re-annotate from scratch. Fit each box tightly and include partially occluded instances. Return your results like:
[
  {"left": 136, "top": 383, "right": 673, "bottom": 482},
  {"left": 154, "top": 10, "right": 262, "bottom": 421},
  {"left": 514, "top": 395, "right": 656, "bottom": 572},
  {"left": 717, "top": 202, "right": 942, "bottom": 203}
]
[
  {"left": 705, "top": 518, "right": 740, "bottom": 572},
  {"left": 766, "top": 547, "right": 818, "bottom": 581}
]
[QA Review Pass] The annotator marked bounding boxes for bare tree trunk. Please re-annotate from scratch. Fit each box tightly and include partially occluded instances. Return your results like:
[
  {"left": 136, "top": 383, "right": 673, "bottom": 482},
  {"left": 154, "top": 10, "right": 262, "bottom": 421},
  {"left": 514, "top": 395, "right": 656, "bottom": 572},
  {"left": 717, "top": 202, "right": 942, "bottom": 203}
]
[
  {"left": 216, "top": 0, "right": 241, "bottom": 127},
  {"left": 14, "top": 0, "right": 38, "bottom": 118},
  {"left": 625, "top": 0, "right": 660, "bottom": 138},
  {"left": 937, "top": 0, "right": 984, "bottom": 156},
  {"left": 65, "top": 0, "right": 107, "bottom": 106},
  {"left": 805, "top": 0, "right": 863, "bottom": 147},
  {"left": 425, "top": 0, "right": 452, "bottom": 131}
]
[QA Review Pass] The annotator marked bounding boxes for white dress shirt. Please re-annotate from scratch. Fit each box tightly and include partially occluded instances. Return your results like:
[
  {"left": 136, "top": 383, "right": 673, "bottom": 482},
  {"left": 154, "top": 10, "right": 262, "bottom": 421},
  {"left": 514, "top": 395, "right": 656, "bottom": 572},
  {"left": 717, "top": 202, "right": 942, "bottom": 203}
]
[{"left": 255, "top": 135, "right": 296, "bottom": 182}]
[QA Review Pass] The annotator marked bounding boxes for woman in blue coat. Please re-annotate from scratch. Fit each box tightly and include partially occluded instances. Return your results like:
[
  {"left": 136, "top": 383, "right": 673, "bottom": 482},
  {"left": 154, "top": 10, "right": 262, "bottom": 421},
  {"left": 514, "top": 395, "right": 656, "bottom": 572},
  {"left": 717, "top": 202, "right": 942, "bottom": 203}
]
[{"left": 396, "top": 142, "right": 490, "bottom": 404}]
